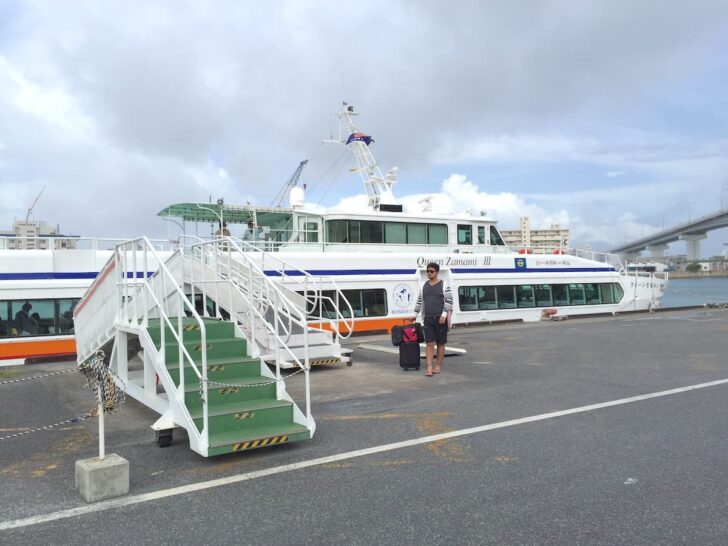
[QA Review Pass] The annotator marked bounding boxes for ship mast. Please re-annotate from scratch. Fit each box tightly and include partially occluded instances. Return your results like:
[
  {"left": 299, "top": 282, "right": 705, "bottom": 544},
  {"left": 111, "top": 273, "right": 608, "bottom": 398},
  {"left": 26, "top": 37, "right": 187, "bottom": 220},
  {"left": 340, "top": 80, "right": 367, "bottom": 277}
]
[{"left": 338, "top": 103, "right": 398, "bottom": 210}]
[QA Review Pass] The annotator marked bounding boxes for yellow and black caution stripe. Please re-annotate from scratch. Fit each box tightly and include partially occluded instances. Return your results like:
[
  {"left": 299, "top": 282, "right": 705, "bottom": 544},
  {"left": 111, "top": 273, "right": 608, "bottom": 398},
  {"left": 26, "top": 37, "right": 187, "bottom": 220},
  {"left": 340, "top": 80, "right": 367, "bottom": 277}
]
[
  {"left": 234, "top": 411, "right": 255, "bottom": 420},
  {"left": 232, "top": 435, "right": 288, "bottom": 452},
  {"left": 219, "top": 386, "right": 240, "bottom": 395},
  {"left": 183, "top": 325, "right": 200, "bottom": 332},
  {"left": 208, "top": 365, "right": 225, "bottom": 372},
  {"left": 192, "top": 343, "right": 212, "bottom": 352},
  {"left": 310, "top": 357, "right": 342, "bottom": 366}
]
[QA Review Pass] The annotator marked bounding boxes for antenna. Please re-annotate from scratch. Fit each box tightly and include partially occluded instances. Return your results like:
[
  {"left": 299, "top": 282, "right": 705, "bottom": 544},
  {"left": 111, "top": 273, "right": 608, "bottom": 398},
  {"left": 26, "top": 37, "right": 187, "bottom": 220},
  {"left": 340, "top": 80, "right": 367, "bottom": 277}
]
[{"left": 26, "top": 186, "right": 46, "bottom": 222}]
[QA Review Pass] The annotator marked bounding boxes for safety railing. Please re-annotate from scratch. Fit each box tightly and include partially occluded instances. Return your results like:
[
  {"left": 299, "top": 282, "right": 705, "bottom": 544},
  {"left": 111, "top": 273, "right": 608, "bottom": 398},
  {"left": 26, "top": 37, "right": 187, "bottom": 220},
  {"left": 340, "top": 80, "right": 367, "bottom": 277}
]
[
  {"left": 187, "top": 238, "right": 318, "bottom": 423},
  {"left": 74, "top": 237, "right": 210, "bottom": 452},
  {"left": 227, "top": 236, "right": 355, "bottom": 341}
]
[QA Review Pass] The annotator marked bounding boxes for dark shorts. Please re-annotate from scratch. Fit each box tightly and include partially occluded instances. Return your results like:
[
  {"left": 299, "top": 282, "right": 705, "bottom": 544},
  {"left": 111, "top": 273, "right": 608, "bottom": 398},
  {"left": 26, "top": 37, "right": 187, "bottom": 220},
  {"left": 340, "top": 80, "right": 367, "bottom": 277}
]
[{"left": 423, "top": 316, "right": 448, "bottom": 345}]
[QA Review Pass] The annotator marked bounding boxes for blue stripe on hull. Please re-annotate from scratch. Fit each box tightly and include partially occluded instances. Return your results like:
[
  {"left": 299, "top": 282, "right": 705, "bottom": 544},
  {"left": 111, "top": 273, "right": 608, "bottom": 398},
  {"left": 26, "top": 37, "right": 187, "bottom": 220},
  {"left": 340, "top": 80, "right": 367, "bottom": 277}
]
[
  {"left": 0, "top": 271, "right": 154, "bottom": 281},
  {"left": 264, "top": 267, "right": 615, "bottom": 277}
]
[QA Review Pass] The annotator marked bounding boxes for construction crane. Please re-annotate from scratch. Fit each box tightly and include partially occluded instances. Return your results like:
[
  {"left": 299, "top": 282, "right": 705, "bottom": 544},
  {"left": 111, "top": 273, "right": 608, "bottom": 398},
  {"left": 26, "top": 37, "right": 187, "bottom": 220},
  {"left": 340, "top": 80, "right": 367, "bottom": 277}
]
[
  {"left": 271, "top": 160, "right": 308, "bottom": 207},
  {"left": 26, "top": 186, "right": 46, "bottom": 222}
]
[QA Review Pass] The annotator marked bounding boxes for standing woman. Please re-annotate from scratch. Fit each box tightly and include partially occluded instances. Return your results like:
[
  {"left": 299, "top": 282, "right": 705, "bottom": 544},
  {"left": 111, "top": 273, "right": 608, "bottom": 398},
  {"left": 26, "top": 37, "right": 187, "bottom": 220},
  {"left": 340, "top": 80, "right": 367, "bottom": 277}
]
[{"left": 412, "top": 263, "right": 453, "bottom": 377}]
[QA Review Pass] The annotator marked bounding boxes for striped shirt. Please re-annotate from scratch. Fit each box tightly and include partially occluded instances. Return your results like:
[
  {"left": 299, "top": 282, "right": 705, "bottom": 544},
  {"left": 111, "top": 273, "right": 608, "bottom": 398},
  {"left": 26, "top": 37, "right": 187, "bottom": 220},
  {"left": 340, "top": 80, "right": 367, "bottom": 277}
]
[{"left": 413, "top": 280, "right": 453, "bottom": 318}]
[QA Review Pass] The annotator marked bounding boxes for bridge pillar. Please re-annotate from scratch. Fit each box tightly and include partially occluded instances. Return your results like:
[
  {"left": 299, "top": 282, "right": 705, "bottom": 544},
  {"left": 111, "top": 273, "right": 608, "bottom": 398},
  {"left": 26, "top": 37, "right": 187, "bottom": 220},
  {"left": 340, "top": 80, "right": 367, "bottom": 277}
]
[
  {"left": 679, "top": 233, "right": 707, "bottom": 261},
  {"left": 646, "top": 244, "right": 669, "bottom": 259}
]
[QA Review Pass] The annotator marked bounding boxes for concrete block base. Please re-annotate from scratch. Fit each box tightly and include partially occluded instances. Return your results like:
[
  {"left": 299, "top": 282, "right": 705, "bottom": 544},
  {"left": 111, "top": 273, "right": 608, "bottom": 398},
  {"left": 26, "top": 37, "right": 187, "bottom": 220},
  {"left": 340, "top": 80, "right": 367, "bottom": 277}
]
[{"left": 75, "top": 453, "right": 129, "bottom": 503}]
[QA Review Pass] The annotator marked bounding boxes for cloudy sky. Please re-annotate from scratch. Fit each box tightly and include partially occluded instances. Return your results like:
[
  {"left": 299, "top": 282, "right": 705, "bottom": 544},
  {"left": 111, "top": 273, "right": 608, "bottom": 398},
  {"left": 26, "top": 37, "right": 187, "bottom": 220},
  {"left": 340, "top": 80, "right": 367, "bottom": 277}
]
[{"left": 2, "top": 1, "right": 728, "bottom": 256}]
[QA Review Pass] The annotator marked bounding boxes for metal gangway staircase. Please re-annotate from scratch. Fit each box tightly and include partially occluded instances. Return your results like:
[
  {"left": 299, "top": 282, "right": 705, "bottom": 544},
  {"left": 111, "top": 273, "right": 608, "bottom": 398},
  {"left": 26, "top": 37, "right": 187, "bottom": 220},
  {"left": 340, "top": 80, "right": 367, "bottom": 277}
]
[{"left": 73, "top": 237, "right": 354, "bottom": 457}]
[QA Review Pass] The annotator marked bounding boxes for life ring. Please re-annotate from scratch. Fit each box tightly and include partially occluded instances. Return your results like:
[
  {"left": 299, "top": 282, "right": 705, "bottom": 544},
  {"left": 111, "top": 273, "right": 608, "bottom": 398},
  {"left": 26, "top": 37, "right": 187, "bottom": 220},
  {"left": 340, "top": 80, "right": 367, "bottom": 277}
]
[{"left": 553, "top": 249, "right": 565, "bottom": 255}]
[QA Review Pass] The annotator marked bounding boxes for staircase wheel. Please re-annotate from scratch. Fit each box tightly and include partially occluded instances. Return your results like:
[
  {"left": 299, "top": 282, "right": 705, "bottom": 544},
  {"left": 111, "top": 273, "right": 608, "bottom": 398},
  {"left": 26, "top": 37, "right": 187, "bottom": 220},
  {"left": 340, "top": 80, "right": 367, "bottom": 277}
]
[
  {"left": 156, "top": 429, "right": 174, "bottom": 448},
  {"left": 347, "top": 357, "right": 353, "bottom": 367}
]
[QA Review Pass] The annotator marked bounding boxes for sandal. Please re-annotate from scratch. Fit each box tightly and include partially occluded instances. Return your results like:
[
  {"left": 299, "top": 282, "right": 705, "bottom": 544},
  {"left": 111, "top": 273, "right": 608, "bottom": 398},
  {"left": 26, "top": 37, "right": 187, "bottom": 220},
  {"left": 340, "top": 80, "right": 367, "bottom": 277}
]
[
  {"left": 425, "top": 369, "right": 434, "bottom": 377},
  {"left": 433, "top": 367, "right": 441, "bottom": 374}
]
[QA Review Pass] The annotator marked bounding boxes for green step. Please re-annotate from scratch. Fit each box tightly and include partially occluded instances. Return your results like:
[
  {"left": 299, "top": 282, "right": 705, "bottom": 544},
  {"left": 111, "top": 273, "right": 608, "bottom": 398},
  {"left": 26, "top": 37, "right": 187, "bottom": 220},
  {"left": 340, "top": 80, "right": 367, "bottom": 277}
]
[
  {"left": 191, "top": 399, "right": 294, "bottom": 433},
  {"left": 207, "top": 423, "right": 311, "bottom": 456},
  {"left": 166, "top": 357, "right": 262, "bottom": 387},
  {"left": 184, "top": 377, "right": 277, "bottom": 411},
  {"left": 162, "top": 338, "right": 248, "bottom": 363},
  {"left": 147, "top": 318, "right": 235, "bottom": 346},
  {"left": 145, "top": 317, "right": 312, "bottom": 456}
]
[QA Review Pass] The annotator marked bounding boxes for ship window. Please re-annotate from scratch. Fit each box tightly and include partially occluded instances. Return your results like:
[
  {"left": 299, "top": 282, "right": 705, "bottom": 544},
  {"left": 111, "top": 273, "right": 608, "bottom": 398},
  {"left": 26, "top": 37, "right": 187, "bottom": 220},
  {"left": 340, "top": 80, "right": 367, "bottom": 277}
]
[
  {"left": 428, "top": 224, "right": 448, "bottom": 244},
  {"left": 348, "top": 221, "right": 361, "bottom": 244},
  {"left": 534, "top": 285, "right": 552, "bottom": 306},
  {"left": 0, "top": 302, "right": 9, "bottom": 337},
  {"left": 516, "top": 285, "right": 535, "bottom": 308},
  {"left": 298, "top": 289, "right": 388, "bottom": 319},
  {"left": 478, "top": 226, "right": 486, "bottom": 244},
  {"left": 457, "top": 225, "right": 472, "bottom": 245},
  {"left": 360, "top": 221, "right": 383, "bottom": 244},
  {"left": 477, "top": 286, "right": 497, "bottom": 309},
  {"left": 0, "top": 298, "right": 79, "bottom": 338},
  {"left": 552, "top": 284, "right": 569, "bottom": 306},
  {"left": 385, "top": 222, "right": 406, "bottom": 244},
  {"left": 325, "top": 220, "right": 348, "bottom": 243},
  {"left": 612, "top": 283, "right": 624, "bottom": 302},
  {"left": 304, "top": 222, "right": 319, "bottom": 243},
  {"left": 458, "top": 287, "right": 478, "bottom": 311},
  {"left": 490, "top": 226, "right": 505, "bottom": 245},
  {"left": 497, "top": 286, "right": 516, "bottom": 308},
  {"left": 568, "top": 284, "right": 585, "bottom": 305},
  {"left": 407, "top": 223, "right": 427, "bottom": 244},
  {"left": 584, "top": 283, "right": 601, "bottom": 304}
]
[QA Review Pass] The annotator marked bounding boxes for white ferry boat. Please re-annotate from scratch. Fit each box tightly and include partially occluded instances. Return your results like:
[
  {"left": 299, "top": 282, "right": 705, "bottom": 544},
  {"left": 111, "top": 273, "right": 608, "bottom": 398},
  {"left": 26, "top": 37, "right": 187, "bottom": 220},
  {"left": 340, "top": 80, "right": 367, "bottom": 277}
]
[
  {"left": 1, "top": 104, "right": 667, "bottom": 361},
  {"left": 0, "top": 238, "right": 170, "bottom": 362},
  {"left": 158, "top": 103, "right": 667, "bottom": 334}
]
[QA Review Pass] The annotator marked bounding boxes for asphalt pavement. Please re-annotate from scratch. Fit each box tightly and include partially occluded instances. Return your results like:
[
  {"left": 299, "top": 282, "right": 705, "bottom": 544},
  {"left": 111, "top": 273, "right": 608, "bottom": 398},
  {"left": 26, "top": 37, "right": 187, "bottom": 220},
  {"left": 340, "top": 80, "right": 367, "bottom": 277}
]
[{"left": 1, "top": 308, "right": 727, "bottom": 545}]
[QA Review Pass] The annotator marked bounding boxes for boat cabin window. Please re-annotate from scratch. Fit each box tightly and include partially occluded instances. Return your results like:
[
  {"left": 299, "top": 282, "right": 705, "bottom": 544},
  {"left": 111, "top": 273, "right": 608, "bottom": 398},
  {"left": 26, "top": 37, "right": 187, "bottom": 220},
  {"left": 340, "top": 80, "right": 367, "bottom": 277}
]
[
  {"left": 298, "top": 288, "right": 388, "bottom": 318},
  {"left": 325, "top": 220, "right": 448, "bottom": 245},
  {"left": 303, "top": 221, "right": 319, "bottom": 243},
  {"left": 478, "top": 226, "right": 486, "bottom": 244},
  {"left": 490, "top": 226, "right": 505, "bottom": 246},
  {"left": 457, "top": 225, "right": 472, "bottom": 245},
  {"left": 457, "top": 282, "right": 625, "bottom": 310},
  {"left": 0, "top": 298, "right": 80, "bottom": 338},
  {"left": 428, "top": 224, "right": 447, "bottom": 244}
]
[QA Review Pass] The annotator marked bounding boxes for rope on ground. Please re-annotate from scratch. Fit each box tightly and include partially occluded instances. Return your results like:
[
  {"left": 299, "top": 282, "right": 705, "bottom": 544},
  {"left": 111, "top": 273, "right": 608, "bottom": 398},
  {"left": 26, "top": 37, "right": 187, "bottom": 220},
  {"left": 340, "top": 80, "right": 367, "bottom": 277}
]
[
  {"left": 0, "top": 367, "right": 77, "bottom": 386},
  {"left": 199, "top": 365, "right": 308, "bottom": 400},
  {"left": 78, "top": 350, "right": 126, "bottom": 414},
  {"left": 0, "top": 411, "right": 96, "bottom": 441}
]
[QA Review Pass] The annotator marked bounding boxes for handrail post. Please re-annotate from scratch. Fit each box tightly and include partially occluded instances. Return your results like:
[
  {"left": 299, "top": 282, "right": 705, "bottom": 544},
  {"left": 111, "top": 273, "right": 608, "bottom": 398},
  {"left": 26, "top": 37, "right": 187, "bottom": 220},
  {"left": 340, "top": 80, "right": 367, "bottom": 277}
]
[{"left": 274, "top": 289, "right": 281, "bottom": 399}]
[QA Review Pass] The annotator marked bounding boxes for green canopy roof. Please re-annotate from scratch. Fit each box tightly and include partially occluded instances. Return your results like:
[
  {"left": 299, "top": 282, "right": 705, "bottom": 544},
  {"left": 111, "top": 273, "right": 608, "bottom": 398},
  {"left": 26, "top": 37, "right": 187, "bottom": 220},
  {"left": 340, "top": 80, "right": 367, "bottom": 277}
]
[{"left": 158, "top": 202, "right": 286, "bottom": 224}]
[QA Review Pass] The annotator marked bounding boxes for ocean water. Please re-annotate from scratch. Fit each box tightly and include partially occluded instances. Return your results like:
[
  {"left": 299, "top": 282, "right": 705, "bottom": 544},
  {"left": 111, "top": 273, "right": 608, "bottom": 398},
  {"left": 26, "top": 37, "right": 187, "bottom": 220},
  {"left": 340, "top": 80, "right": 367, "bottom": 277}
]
[{"left": 661, "top": 277, "right": 728, "bottom": 308}]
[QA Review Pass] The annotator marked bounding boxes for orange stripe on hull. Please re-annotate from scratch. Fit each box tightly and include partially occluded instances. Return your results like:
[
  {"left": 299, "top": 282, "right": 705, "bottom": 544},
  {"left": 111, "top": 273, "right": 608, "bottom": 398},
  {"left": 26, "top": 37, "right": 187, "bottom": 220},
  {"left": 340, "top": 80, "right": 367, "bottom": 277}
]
[
  {"left": 310, "top": 317, "right": 410, "bottom": 334},
  {"left": 0, "top": 338, "right": 77, "bottom": 360}
]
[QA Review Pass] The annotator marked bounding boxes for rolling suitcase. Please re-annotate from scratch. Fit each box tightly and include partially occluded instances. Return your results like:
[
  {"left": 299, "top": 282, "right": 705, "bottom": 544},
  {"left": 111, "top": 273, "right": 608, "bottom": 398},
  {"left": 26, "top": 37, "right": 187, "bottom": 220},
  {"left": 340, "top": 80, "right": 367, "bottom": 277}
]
[
  {"left": 392, "top": 323, "right": 424, "bottom": 371},
  {"left": 399, "top": 341, "right": 421, "bottom": 370}
]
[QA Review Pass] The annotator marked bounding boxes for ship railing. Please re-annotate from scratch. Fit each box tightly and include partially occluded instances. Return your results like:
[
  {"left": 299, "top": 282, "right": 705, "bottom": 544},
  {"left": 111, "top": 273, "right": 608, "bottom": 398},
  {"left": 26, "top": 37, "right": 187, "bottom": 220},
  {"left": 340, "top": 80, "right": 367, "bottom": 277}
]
[
  {"left": 233, "top": 236, "right": 355, "bottom": 341},
  {"left": 75, "top": 237, "right": 209, "bottom": 452},
  {"left": 187, "top": 239, "right": 317, "bottom": 423},
  {"left": 0, "top": 235, "right": 171, "bottom": 251}
]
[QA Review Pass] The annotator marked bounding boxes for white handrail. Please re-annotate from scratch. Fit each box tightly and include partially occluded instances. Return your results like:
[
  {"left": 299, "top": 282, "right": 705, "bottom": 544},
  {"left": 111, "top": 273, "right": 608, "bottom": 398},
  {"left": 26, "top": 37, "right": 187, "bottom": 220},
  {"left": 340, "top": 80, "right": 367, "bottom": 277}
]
[
  {"left": 75, "top": 237, "right": 211, "bottom": 451},
  {"left": 227, "top": 236, "right": 355, "bottom": 340},
  {"left": 188, "top": 239, "right": 316, "bottom": 427}
]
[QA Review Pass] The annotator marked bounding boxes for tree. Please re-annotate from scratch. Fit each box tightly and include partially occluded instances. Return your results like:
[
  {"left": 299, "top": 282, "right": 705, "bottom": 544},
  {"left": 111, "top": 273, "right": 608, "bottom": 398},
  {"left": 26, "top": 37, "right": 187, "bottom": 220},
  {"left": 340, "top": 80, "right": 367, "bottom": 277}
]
[{"left": 685, "top": 262, "right": 702, "bottom": 273}]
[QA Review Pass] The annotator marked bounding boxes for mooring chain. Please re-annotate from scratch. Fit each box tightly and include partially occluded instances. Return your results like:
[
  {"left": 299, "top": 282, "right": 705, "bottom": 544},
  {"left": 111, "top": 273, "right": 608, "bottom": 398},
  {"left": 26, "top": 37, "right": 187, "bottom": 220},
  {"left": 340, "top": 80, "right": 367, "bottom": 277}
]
[
  {"left": 0, "top": 367, "right": 77, "bottom": 386},
  {"left": 78, "top": 350, "right": 127, "bottom": 414},
  {"left": 199, "top": 365, "right": 308, "bottom": 400},
  {"left": 667, "top": 288, "right": 728, "bottom": 302},
  {"left": 0, "top": 410, "right": 97, "bottom": 441},
  {"left": 0, "top": 351, "right": 127, "bottom": 442}
]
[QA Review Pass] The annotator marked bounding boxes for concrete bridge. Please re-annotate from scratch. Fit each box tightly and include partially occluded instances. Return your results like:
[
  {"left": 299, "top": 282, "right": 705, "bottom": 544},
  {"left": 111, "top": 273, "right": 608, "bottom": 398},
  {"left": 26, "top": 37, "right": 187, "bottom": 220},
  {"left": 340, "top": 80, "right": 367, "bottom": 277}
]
[{"left": 609, "top": 208, "right": 728, "bottom": 261}]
